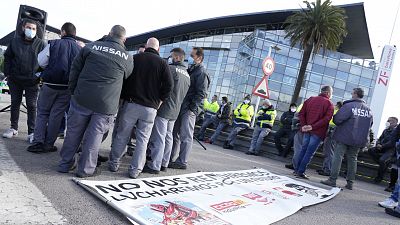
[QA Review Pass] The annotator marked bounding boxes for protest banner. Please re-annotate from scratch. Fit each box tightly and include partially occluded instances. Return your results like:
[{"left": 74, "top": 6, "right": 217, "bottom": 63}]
[{"left": 75, "top": 169, "right": 340, "bottom": 224}]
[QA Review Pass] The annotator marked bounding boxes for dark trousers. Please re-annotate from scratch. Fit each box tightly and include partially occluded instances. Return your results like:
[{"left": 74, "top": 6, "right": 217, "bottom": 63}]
[
  {"left": 368, "top": 147, "right": 396, "bottom": 180},
  {"left": 274, "top": 128, "right": 292, "bottom": 156},
  {"left": 8, "top": 79, "right": 39, "bottom": 134}
]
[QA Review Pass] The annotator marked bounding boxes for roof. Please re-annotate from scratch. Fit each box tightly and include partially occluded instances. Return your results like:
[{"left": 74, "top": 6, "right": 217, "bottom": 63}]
[
  {"left": 0, "top": 24, "right": 91, "bottom": 46},
  {"left": 125, "top": 3, "right": 373, "bottom": 59}
]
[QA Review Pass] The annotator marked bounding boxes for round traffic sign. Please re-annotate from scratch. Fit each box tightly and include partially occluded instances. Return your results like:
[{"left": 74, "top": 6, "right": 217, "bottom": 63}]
[{"left": 262, "top": 57, "right": 275, "bottom": 76}]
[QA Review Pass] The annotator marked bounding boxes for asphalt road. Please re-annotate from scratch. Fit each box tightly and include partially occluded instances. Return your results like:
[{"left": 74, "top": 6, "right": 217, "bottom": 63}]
[{"left": 0, "top": 93, "right": 398, "bottom": 225}]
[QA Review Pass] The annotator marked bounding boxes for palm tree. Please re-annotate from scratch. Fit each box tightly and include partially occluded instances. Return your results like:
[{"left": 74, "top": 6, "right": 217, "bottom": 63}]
[{"left": 284, "top": 0, "right": 347, "bottom": 104}]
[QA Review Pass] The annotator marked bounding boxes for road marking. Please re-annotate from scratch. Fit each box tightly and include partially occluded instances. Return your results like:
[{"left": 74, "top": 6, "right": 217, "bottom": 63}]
[
  {"left": 0, "top": 140, "right": 66, "bottom": 224},
  {"left": 198, "top": 143, "right": 388, "bottom": 198}
]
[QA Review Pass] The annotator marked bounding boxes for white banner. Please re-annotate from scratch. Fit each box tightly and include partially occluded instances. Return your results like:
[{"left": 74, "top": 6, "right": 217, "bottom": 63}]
[
  {"left": 370, "top": 45, "right": 397, "bottom": 137},
  {"left": 75, "top": 169, "right": 340, "bottom": 225}
]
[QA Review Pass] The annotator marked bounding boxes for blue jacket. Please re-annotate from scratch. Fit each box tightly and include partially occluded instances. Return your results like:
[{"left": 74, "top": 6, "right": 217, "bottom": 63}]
[
  {"left": 41, "top": 36, "right": 81, "bottom": 87},
  {"left": 332, "top": 99, "right": 373, "bottom": 147}
]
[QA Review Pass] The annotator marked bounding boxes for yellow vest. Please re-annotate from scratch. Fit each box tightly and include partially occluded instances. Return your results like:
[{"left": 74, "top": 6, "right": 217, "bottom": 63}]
[
  {"left": 204, "top": 101, "right": 220, "bottom": 114},
  {"left": 329, "top": 108, "right": 339, "bottom": 126},
  {"left": 257, "top": 108, "right": 277, "bottom": 127},
  {"left": 234, "top": 103, "right": 254, "bottom": 122}
]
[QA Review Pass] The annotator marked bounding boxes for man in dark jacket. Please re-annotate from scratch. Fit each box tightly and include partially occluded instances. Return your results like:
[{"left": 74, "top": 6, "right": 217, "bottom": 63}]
[
  {"left": 321, "top": 88, "right": 373, "bottom": 190},
  {"left": 169, "top": 47, "right": 209, "bottom": 170},
  {"left": 27, "top": 22, "right": 82, "bottom": 153},
  {"left": 208, "top": 97, "right": 232, "bottom": 144},
  {"left": 144, "top": 48, "right": 190, "bottom": 173},
  {"left": 110, "top": 37, "right": 173, "bottom": 178},
  {"left": 58, "top": 25, "right": 133, "bottom": 177},
  {"left": 3, "top": 19, "right": 45, "bottom": 142},
  {"left": 295, "top": 86, "right": 334, "bottom": 179},
  {"left": 368, "top": 117, "right": 398, "bottom": 184},
  {"left": 275, "top": 103, "right": 297, "bottom": 157}
]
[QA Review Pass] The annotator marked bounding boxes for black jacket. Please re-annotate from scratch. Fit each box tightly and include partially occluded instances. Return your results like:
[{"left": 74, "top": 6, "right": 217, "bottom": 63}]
[
  {"left": 180, "top": 63, "right": 210, "bottom": 115},
  {"left": 41, "top": 36, "right": 81, "bottom": 88},
  {"left": 216, "top": 102, "right": 232, "bottom": 123},
  {"left": 382, "top": 125, "right": 400, "bottom": 150},
  {"left": 377, "top": 127, "right": 394, "bottom": 146},
  {"left": 121, "top": 48, "right": 173, "bottom": 109},
  {"left": 69, "top": 36, "right": 133, "bottom": 115},
  {"left": 280, "top": 110, "right": 295, "bottom": 130},
  {"left": 4, "top": 35, "right": 45, "bottom": 85},
  {"left": 157, "top": 61, "right": 190, "bottom": 120}
]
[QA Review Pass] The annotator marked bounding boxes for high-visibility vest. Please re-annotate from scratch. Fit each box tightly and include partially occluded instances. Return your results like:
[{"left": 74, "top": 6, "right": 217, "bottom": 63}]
[
  {"left": 329, "top": 108, "right": 339, "bottom": 126},
  {"left": 256, "top": 108, "right": 277, "bottom": 127},
  {"left": 204, "top": 100, "right": 219, "bottom": 115},
  {"left": 234, "top": 103, "right": 254, "bottom": 122}
]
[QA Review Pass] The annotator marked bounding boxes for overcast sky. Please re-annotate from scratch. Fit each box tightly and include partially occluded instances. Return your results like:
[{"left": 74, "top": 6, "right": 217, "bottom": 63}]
[{"left": 0, "top": 0, "right": 399, "bottom": 134}]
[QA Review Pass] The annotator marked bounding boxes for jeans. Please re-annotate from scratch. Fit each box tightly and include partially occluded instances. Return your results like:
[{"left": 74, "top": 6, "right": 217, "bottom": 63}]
[
  {"left": 390, "top": 181, "right": 399, "bottom": 202},
  {"left": 226, "top": 123, "right": 248, "bottom": 147},
  {"left": 292, "top": 131, "right": 304, "bottom": 170},
  {"left": 8, "top": 79, "right": 39, "bottom": 134},
  {"left": 197, "top": 115, "right": 215, "bottom": 140},
  {"left": 274, "top": 128, "right": 291, "bottom": 155},
  {"left": 33, "top": 85, "right": 70, "bottom": 145},
  {"left": 210, "top": 121, "right": 228, "bottom": 143},
  {"left": 249, "top": 125, "right": 271, "bottom": 154},
  {"left": 321, "top": 133, "right": 335, "bottom": 174},
  {"left": 295, "top": 133, "right": 321, "bottom": 174},
  {"left": 171, "top": 110, "right": 196, "bottom": 166},
  {"left": 368, "top": 147, "right": 396, "bottom": 180},
  {"left": 329, "top": 142, "right": 360, "bottom": 184},
  {"left": 58, "top": 99, "right": 113, "bottom": 175}
]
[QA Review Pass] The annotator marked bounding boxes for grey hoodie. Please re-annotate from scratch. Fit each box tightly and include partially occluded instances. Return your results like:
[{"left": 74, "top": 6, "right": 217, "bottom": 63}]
[{"left": 332, "top": 99, "right": 373, "bottom": 148}]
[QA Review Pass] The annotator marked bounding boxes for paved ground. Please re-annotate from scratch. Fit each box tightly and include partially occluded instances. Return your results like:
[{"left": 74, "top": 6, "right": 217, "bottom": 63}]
[{"left": 0, "top": 93, "right": 398, "bottom": 225}]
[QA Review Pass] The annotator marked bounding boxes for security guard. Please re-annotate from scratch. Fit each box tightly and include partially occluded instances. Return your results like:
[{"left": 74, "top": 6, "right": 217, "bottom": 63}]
[
  {"left": 223, "top": 95, "right": 254, "bottom": 149},
  {"left": 197, "top": 94, "right": 219, "bottom": 141},
  {"left": 317, "top": 101, "right": 343, "bottom": 176},
  {"left": 246, "top": 99, "right": 276, "bottom": 155}
]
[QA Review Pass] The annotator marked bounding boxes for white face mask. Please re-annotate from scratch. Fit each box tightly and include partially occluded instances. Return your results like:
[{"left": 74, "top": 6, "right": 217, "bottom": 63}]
[
  {"left": 290, "top": 108, "right": 296, "bottom": 113},
  {"left": 167, "top": 57, "right": 173, "bottom": 65},
  {"left": 24, "top": 28, "right": 36, "bottom": 39},
  {"left": 385, "top": 122, "right": 391, "bottom": 129},
  {"left": 243, "top": 99, "right": 250, "bottom": 104}
]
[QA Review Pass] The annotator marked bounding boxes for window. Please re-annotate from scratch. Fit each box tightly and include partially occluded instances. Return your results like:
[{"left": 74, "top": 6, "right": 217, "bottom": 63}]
[
  {"left": 268, "top": 81, "right": 282, "bottom": 91},
  {"left": 274, "top": 54, "right": 287, "bottom": 64},
  {"left": 338, "top": 62, "right": 351, "bottom": 72},
  {"left": 280, "top": 85, "right": 294, "bottom": 95},
  {"left": 309, "top": 73, "right": 323, "bottom": 83},
  {"left": 308, "top": 82, "right": 321, "bottom": 91},
  {"left": 313, "top": 55, "right": 326, "bottom": 66},
  {"left": 361, "top": 69, "right": 375, "bottom": 79},
  {"left": 334, "top": 80, "right": 346, "bottom": 89},
  {"left": 311, "top": 64, "right": 325, "bottom": 74},
  {"left": 333, "top": 88, "right": 345, "bottom": 98},
  {"left": 326, "top": 59, "right": 339, "bottom": 69},
  {"left": 350, "top": 65, "right": 362, "bottom": 75},
  {"left": 336, "top": 71, "right": 349, "bottom": 81},
  {"left": 289, "top": 49, "right": 302, "bottom": 58},
  {"left": 285, "top": 67, "right": 298, "bottom": 77},
  {"left": 287, "top": 57, "right": 300, "bottom": 67},
  {"left": 271, "top": 73, "right": 283, "bottom": 82},
  {"left": 348, "top": 74, "right": 360, "bottom": 84},
  {"left": 282, "top": 75, "right": 296, "bottom": 85},
  {"left": 324, "top": 67, "right": 337, "bottom": 77},
  {"left": 359, "top": 77, "right": 371, "bottom": 87},
  {"left": 274, "top": 63, "right": 286, "bottom": 74}
]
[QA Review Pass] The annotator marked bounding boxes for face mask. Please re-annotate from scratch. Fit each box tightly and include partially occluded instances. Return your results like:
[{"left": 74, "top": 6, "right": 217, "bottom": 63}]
[
  {"left": 243, "top": 99, "right": 250, "bottom": 104},
  {"left": 24, "top": 28, "right": 36, "bottom": 39},
  {"left": 290, "top": 108, "right": 296, "bottom": 112},
  {"left": 167, "top": 57, "right": 173, "bottom": 65},
  {"left": 261, "top": 106, "right": 267, "bottom": 109},
  {"left": 187, "top": 57, "right": 194, "bottom": 65},
  {"left": 385, "top": 122, "right": 391, "bottom": 129}
]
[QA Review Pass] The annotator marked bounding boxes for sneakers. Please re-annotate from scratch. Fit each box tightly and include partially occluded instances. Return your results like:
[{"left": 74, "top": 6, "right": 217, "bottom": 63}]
[
  {"left": 321, "top": 179, "right": 337, "bottom": 187},
  {"left": 345, "top": 182, "right": 353, "bottom": 190},
  {"left": 317, "top": 169, "right": 330, "bottom": 176},
  {"left": 27, "top": 133, "right": 34, "bottom": 143},
  {"left": 3, "top": 128, "right": 18, "bottom": 138},
  {"left": 142, "top": 165, "right": 160, "bottom": 174},
  {"left": 27, "top": 143, "right": 57, "bottom": 153},
  {"left": 385, "top": 207, "right": 400, "bottom": 218},
  {"left": 160, "top": 166, "right": 167, "bottom": 172},
  {"left": 295, "top": 173, "right": 309, "bottom": 180},
  {"left": 379, "top": 198, "right": 399, "bottom": 209},
  {"left": 98, "top": 154, "right": 109, "bottom": 163},
  {"left": 76, "top": 168, "right": 101, "bottom": 178},
  {"left": 285, "top": 164, "right": 295, "bottom": 170},
  {"left": 168, "top": 162, "right": 187, "bottom": 170}
]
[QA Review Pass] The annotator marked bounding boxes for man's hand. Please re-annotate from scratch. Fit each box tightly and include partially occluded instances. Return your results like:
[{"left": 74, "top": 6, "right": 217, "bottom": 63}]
[{"left": 301, "top": 125, "right": 312, "bottom": 132}]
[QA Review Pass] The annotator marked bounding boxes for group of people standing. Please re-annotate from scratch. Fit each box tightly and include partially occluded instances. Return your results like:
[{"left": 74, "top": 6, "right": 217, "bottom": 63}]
[
  {"left": 3, "top": 19, "right": 400, "bottom": 219},
  {"left": 3, "top": 20, "right": 209, "bottom": 179}
]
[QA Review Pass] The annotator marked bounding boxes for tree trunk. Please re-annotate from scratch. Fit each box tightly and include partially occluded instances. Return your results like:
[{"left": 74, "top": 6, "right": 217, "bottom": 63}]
[{"left": 291, "top": 44, "right": 313, "bottom": 104}]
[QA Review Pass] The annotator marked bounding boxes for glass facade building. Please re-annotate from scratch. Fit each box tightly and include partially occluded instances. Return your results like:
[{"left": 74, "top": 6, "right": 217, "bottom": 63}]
[{"left": 125, "top": 4, "right": 376, "bottom": 116}]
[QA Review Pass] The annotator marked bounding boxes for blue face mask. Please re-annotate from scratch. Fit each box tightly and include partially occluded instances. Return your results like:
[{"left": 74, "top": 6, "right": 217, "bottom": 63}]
[
  {"left": 24, "top": 28, "right": 36, "bottom": 39},
  {"left": 187, "top": 57, "right": 194, "bottom": 65}
]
